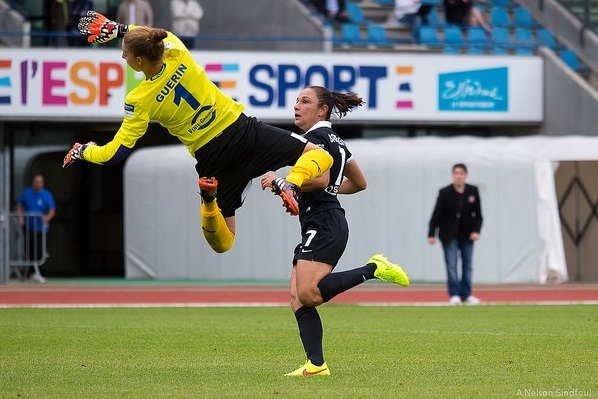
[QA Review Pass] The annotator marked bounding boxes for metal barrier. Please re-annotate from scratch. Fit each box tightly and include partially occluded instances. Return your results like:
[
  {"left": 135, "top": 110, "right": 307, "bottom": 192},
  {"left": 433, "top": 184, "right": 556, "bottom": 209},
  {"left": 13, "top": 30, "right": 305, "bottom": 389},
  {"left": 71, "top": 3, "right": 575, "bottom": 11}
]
[{"left": 8, "top": 212, "right": 47, "bottom": 282}]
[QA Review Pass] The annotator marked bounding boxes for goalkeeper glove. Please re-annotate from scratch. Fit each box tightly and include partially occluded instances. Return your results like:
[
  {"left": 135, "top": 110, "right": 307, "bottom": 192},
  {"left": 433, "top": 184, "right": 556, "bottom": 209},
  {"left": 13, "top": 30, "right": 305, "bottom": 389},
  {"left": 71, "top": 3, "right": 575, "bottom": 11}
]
[
  {"left": 78, "top": 10, "right": 129, "bottom": 44},
  {"left": 63, "top": 142, "right": 97, "bottom": 169}
]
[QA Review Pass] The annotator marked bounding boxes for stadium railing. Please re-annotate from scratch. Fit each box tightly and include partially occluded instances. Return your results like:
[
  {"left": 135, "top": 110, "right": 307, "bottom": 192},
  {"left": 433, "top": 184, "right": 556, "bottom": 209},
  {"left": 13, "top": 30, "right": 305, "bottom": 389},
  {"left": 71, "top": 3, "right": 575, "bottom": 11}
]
[{"left": 8, "top": 212, "right": 48, "bottom": 281}]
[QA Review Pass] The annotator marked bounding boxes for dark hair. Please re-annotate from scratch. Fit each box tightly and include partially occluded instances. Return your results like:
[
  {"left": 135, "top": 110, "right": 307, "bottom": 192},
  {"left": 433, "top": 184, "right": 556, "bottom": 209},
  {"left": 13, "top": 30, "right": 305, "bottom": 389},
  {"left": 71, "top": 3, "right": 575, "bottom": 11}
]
[
  {"left": 123, "top": 27, "right": 168, "bottom": 63},
  {"left": 307, "top": 86, "right": 364, "bottom": 120},
  {"left": 452, "top": 163, "right": 468, "bottom": 173}
]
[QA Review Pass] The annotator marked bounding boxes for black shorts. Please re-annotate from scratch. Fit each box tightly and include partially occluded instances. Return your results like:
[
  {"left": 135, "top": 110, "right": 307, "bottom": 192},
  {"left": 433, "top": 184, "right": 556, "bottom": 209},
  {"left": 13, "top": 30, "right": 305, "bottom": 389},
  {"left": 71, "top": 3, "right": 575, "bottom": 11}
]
[
  {"left": 194, "top": 113, "right": 307, "bottom": 217},
  {"left": 293, "top": 208, "right": 348, "bottom": 268}
]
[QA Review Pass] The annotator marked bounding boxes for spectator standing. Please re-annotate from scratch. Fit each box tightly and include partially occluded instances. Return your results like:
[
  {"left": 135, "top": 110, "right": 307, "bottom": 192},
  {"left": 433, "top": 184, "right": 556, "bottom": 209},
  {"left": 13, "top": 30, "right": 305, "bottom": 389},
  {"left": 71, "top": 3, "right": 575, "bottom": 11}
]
[
  {"left": 170, "top": 0, "right": 204, "bottom": 49},
  {"left": 443, "top": 0, "right": 491, "bottom": 32},
  {"left": 117, "top": 0, "right": 154, "bottom": 26},
  {"left": 16, "top": 174, "right": 56, "bottom": 283},
  {"left": 427, "top": 164, "right": 483, "bottom": 305},
  {"left": 67, "top": 0, "right": 94, "bottom": 46}
]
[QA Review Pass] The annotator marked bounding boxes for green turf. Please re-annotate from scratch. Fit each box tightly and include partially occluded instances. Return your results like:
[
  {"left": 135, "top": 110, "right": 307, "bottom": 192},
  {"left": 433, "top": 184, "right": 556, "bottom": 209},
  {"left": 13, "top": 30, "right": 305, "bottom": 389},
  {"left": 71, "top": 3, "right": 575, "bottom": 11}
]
[{"left": 1, "top": 305, "right": 596, "bottom": 399}]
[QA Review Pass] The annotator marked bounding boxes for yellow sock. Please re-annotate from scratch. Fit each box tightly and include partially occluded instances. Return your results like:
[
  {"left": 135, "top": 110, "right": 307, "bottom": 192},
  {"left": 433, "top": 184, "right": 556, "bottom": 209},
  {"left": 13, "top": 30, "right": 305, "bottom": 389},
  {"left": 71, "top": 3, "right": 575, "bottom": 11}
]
[
  {"left": 285, "top": 148, "right": 333, "bottom": 187},
  {"left": 201, "top": 201, "right": 234, "bottom": 253}
]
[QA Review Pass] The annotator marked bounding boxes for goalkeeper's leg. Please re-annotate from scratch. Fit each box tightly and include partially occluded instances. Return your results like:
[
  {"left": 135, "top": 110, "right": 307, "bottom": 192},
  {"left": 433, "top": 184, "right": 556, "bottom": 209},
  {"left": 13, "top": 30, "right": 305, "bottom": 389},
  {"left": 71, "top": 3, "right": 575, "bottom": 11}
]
[{"left": 199, "top": 178, "right": 235, "bottom": 253}]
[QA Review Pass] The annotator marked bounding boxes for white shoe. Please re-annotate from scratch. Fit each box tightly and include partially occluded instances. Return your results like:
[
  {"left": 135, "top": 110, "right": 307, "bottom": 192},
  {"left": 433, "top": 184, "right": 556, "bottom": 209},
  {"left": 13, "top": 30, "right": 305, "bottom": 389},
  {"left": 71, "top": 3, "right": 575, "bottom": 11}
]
[
  {"left": 30, "top": 274, "right": 47, "bottom": 284},
  {"left": 449, "top": 295, "right": 462, "bottom": 305},
  {"left": 464, "top": 295, "right": 481, "bottom": 305}
]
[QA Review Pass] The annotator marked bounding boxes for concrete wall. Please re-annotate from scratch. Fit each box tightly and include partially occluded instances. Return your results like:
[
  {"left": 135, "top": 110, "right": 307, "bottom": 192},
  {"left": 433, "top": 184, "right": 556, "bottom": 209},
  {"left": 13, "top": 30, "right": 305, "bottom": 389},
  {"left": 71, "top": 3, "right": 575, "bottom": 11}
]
[{"left": 534, "top": 47, "right": 598, "bottom": 135}]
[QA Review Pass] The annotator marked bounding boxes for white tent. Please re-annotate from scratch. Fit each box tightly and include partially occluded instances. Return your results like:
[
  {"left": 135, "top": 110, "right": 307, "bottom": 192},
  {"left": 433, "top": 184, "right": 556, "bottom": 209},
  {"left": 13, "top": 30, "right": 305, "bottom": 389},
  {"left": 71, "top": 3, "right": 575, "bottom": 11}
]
[{"left": 123, "top": 136, "right": 598, "bottom": 284}]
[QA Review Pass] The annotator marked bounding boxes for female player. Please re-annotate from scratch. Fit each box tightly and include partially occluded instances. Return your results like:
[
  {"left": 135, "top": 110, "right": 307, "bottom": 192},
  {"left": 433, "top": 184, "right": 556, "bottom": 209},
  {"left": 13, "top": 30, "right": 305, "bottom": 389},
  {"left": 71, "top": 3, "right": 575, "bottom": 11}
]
[
  {"left": 63, "top": 11, "right": 333, "bottom": 253},
  {"left": 261, "top": 86, "right": 410, "bottom": 376}
]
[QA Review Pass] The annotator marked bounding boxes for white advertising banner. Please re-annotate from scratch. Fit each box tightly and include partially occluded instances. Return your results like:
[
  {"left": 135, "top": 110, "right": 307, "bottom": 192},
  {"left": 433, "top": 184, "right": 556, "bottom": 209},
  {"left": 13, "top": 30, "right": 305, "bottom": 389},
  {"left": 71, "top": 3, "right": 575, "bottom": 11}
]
[{"left": 0, "top": 48, "right": 544, "bottom": 122}]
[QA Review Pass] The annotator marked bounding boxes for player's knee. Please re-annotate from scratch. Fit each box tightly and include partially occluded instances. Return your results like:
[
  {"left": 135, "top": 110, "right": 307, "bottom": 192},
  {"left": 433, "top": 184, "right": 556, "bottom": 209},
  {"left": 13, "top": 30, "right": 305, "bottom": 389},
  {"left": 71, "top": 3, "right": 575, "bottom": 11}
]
[
  {"left": 203, "top": 226, "right": 235, "bottom": 253},
  {"left": 297, "top": 287, "right": 323, "bottom": 307},
  {"left": 206, "top": 235, "right": 234, "bottom": 253}
]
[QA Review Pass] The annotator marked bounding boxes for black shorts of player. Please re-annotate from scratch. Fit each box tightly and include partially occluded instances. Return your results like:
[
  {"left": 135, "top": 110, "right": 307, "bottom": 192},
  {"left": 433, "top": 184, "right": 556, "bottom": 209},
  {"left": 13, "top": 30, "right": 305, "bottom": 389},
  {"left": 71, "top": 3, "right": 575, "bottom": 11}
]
[
  {"left": 293, "top": 208, "right": 349, "bottom": 269},
  {"left": 194, "top": 113, "right": 307, "bottom": 218}
]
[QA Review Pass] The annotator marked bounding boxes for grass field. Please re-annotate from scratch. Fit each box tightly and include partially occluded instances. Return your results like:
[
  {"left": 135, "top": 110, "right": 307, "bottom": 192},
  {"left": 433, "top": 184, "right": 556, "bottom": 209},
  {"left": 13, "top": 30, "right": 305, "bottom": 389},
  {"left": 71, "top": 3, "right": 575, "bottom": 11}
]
[{"left": 1, "top": 305, "right": 596, "bottom": 399}]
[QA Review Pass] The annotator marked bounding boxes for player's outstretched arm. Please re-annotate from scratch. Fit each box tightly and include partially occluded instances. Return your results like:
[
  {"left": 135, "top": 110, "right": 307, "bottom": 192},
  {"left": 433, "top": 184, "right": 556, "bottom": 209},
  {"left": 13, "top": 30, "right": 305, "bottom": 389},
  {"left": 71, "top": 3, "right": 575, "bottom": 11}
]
[{"left": 78, "top": 11, "right": 129, "bottom": 44}]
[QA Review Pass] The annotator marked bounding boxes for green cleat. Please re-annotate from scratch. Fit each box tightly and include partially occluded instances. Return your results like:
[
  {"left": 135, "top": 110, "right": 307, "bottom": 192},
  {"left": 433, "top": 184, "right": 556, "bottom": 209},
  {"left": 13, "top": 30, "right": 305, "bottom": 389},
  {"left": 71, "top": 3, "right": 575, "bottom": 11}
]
[
  {"left": 369, "top": 254, "right": 410, "bottom": 287},
  {"left": 284, "top": 360, "right": 330, "bottom": 376}
]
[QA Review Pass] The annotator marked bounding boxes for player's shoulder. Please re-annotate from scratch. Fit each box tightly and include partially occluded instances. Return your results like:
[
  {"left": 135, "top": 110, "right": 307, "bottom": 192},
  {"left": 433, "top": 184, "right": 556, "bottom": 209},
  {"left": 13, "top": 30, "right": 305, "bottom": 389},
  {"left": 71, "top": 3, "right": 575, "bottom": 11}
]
[
  {"left": 124, "top": 85, "right": 146, "bottom": 104},
  {"left": 304, "top": 127, "right": 329, "bottom": 143},
  {"left": 164, "top": 34, "right": 190, "bottom": 59},
  {"left": 308, "top": 126, "right": 346, "bottom": 145},
  {"left": 306, "top": 125, "right": 332, "bottom": 136}
]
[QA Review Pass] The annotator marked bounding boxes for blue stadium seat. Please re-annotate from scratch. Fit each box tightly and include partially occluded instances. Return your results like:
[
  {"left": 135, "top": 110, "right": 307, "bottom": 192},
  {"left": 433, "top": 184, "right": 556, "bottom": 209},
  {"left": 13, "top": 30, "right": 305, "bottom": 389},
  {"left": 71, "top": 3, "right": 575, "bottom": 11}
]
[
  {"left": 443, "top": 46, "right": 461, "bottom": 54},
  {"left": 421, "top": 0, "right": 441, "bottom": 5},
  {"left": 536, "top": 28, "right": 558, "bottom": 49},
  {"left": 419, "top": 26, "right": 441, "bottom": 46},
  {"left": 372, "top": 0, "right": 394, "bottom": 4},
  {"left": 426, "top": 8, "right": 445, "bottom": 27},
  {"left": 560, "top": 49, "right": 589, "bottom": 72},
  {"left": 491, "top": 27, "right": 513, "bottom": 48},
  {"left": 340, "top": 24, "right": 366, "bottom": 46},
  {"left": 514, "top": 47, "right": 533, "bottom": 55},
  {"left": 490, "top": 7, "right": 511, "bottom": 27},
  {"left": 513, "top": 8, "right": 535, "bottom": 28},
  {"left": 368, "top": 25, "right": 394, "bottom": 47},
  {"left": 467, "top": 47, "right": 485, "bottom": 54},
  {"left": 491, "top": 0, "right": 513, "bottom": 6},
  {"left": 345, "top": 2, "right": 370, "bottom": 25},
  {"left": 490, "top": 47, "right": 509, "bottom": 55},
  {"left": 443, "top": 26, "right": 466, "bottom": 47},
  {"left": 514, "top": 28, "right": 535, "bottom": 49},
  {"left": 467, "top": 27, "right": 488, "bottom": 46}
]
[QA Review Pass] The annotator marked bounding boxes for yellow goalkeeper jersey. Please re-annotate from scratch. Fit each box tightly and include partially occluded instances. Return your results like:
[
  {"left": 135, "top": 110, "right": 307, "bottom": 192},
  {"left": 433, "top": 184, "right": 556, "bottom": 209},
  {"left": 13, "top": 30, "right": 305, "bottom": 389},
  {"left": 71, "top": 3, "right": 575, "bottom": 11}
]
[{"left": 83, "top": 31, "right": 245, "bottom": 165}]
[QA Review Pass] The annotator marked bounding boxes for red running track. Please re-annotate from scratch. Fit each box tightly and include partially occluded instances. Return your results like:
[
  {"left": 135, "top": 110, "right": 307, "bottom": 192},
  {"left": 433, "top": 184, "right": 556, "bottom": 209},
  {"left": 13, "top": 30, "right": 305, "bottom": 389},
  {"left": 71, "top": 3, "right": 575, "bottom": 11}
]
[{"left": 1, "top": 282, "right": 597, "bottom": 307}]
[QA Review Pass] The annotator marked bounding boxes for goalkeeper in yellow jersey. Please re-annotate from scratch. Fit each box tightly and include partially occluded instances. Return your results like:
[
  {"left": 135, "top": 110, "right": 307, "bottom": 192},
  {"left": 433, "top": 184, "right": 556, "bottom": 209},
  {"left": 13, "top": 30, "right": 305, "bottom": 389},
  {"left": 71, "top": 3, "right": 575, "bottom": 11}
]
[{"left": 63, "top": 11, "right": 333, "bottom": 253}]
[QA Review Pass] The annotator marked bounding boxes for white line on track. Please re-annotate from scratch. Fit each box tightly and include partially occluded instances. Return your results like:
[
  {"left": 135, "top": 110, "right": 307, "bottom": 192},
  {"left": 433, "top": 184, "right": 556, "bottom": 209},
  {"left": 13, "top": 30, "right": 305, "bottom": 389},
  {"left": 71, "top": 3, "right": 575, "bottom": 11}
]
[{"left": 1, "top": 300, "right": 597, "bottom": 308}]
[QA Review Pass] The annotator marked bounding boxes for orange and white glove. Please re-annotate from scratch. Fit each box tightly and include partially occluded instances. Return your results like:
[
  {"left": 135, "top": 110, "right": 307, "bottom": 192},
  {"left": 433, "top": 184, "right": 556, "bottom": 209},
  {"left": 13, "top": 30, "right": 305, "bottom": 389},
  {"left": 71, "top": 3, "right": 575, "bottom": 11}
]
[
  {"left": 78, "top": 11, "right": 129, "bottom": 44},
  {"left": 63, "top": 142, "right": 96, "bottom": 168}
]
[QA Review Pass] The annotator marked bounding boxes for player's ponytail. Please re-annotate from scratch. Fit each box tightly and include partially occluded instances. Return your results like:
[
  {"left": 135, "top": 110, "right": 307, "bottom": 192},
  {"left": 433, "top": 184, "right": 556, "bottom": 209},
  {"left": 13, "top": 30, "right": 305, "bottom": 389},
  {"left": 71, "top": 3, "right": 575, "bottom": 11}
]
[
  {"left": 124, "top": 27, "right": 167, "bottom": 63},
  {"left": 308, "top": 86, "right": 365, "bottom": 120}
]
